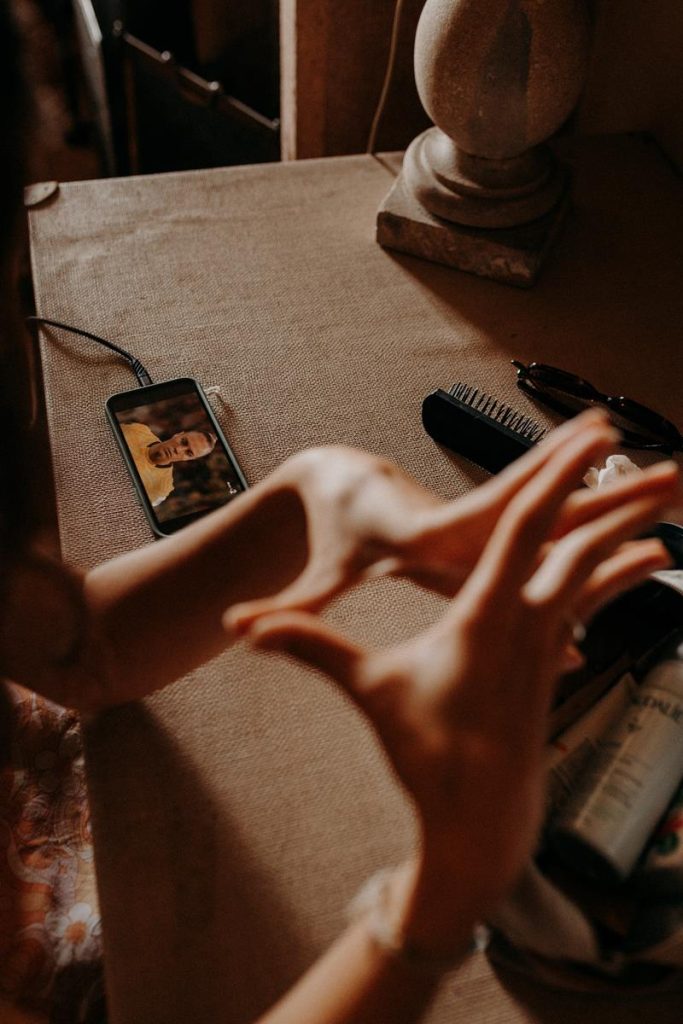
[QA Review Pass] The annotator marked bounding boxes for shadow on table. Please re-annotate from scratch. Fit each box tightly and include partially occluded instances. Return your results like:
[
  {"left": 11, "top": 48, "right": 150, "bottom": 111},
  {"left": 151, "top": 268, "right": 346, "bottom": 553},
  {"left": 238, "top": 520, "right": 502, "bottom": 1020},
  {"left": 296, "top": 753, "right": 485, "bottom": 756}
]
[
  {"left": 84, "top": 702, "right": 312, "bottom": 1024},
  {"left": 489, "top": 937, "right": 683, "bottom": 1024}
]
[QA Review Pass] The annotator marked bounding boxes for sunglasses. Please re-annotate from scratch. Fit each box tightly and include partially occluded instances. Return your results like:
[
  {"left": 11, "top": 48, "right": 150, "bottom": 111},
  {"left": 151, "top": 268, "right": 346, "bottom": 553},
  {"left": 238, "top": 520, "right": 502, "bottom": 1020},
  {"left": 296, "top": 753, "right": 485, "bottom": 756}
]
[{"left": 512, "top": 361, "right": 683, "bottom": 453}]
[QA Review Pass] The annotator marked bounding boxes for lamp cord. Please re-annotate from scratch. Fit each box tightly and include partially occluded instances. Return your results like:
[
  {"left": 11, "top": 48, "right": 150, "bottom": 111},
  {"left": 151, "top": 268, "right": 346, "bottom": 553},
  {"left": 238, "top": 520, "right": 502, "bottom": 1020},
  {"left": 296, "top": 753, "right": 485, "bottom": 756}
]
[{"left": 366, "top": 0, "right": 406, "bottom": 155}]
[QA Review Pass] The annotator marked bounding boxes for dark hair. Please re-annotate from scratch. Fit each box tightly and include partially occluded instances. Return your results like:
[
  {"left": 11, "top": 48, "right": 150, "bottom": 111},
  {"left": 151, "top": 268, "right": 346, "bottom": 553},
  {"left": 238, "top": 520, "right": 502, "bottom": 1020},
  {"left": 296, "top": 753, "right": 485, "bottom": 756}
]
[
  {"left": 0, "top": 0, "right": 32, "bottom": 742},
  {"left": 0, "top": 0, "right": 32, "bottom": 551},
  {"left": 197, "top": 429, "right": 217, "bottom": 450},
  {"left": 0, "top": 0, "right": 29, "bottom": 263}
]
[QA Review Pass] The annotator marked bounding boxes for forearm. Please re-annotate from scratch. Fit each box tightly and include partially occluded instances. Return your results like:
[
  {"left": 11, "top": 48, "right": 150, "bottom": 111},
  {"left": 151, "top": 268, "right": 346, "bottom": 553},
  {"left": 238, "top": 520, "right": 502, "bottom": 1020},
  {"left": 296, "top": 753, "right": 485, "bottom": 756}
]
[
  {"left": 0, "top": 473, "right": 307, "bottom": 711},
  {"left": 259, "top": 920, "right": 441, "bottom": 1024},
  {"left": 81, "top": 479, "right": 308, "bottom": 707},
  {"left": 0, "top": 446, "right": 446, "bottom": 711},
  {"left": 257, "top": 858, "right": 474, "bottom": 1024}
]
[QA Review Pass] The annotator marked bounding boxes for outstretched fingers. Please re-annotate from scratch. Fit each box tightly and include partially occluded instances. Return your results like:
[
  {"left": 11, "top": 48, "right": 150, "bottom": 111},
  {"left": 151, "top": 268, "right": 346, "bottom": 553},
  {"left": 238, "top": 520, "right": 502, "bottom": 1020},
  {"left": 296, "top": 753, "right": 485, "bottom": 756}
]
[
  {"left": 525, "top": 485, "right": 678, "bottom": 612},
  {"left": 477, "top": 408, "right": 610, "bottom": 503},
  {"left": 573, "top": 538, "right": 672, "bottom": 624},
  {"left": 552, "top": 460, "right": 679, "bottom": 538},
  {"left": 462, "top": 418, "right": 620, "bottom": 607},
  {"left": 403, "top": 410, "right": 611, "bottom": 564}
]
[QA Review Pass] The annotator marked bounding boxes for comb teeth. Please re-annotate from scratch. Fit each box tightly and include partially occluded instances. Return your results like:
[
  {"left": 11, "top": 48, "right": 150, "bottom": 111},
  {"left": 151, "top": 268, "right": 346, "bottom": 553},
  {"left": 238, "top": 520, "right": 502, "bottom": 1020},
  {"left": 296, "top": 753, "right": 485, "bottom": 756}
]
[{"left": 448, "top": 382, "right": 546, "bottom": 442}]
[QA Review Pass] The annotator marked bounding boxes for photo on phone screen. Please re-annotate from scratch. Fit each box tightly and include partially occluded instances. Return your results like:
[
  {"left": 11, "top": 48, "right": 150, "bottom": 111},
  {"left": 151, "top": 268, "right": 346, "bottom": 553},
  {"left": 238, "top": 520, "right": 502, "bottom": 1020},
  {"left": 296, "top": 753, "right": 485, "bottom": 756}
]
[{"left": 106, "top": 378, "right": 247, "bottom": 535}]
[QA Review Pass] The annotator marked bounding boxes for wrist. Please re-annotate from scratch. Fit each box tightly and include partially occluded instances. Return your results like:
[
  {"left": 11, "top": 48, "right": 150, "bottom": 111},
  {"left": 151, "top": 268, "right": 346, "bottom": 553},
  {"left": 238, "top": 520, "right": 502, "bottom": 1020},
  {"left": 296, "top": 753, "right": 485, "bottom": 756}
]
[
  {"left": 348, "top": 859, "right": 476, "bottom": 974},
  {"left": 398, "top": 855, "right": 479, "bottom": 961}
]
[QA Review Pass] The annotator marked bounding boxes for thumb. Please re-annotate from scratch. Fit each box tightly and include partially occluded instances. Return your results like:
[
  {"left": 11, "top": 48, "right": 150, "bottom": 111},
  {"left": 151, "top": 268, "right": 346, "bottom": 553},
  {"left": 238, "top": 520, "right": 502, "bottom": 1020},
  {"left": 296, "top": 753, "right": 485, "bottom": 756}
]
[
  {"left": 248, "top": 611, "right": 365, "bottom": 693},
  {"left": 223, "top": 563, "right": 349, "bottom": 638}
]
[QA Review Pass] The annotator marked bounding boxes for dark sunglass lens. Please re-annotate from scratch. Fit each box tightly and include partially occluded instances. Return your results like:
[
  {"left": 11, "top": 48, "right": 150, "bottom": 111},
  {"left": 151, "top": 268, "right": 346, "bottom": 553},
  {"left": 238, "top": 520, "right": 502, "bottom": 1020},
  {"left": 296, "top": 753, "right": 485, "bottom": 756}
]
[
  {"left": 515, "top": 362, "right": 682, "bottom": 450},
  {"left": 606, "top": 411, "right": 662, "bottom": 443},
  {"left": 525, "top": 376, "right": 598, "bottom": 413},
  {"left": 542, "top": 390, "right": 599, "bottom": 414},
  {"left": 528, "top": 365, "right": 598, "bottom": 398},
  {"left": 610, "top": 398, "right": 681, "bottom": 445}
]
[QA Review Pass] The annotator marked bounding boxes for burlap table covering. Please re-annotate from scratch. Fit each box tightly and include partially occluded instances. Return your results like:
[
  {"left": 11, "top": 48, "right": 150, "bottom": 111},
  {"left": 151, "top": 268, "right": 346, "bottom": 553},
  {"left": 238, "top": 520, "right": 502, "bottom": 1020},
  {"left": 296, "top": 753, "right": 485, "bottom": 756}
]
[{"left": 28, "top": 136, "right": 683, "bottom": 1023}]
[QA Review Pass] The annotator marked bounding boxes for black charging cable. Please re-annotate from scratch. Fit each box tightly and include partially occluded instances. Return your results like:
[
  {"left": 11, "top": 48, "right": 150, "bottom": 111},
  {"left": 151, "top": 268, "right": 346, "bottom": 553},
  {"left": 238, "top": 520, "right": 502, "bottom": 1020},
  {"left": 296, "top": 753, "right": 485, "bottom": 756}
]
[{"left": 26, "top": 316, "right": 153, "bottom": 387}]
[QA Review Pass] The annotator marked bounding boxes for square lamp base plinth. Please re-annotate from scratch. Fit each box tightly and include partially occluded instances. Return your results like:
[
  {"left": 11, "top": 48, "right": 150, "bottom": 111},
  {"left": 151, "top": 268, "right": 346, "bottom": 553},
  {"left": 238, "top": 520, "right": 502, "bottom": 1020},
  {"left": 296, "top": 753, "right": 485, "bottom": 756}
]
[{"left": 376, "top": 171, "right": 570, "bottom": 288}]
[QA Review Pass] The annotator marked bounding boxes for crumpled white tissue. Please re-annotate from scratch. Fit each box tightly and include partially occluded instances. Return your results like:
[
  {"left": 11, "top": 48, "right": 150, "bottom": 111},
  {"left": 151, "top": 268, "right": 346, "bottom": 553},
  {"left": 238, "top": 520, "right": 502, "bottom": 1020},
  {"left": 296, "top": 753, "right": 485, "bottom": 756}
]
[
  {"left": 585, "top": 456, "right": 683, "bottom": 597},
  {"left": 584, "top": 454, "right": 641, "bottom": 490}
]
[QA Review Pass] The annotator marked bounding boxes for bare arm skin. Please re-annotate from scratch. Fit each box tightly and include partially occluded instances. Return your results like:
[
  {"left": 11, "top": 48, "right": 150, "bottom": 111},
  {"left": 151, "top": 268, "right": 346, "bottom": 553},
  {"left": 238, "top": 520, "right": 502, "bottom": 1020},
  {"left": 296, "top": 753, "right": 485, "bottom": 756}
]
[
  {"left": 0, "top": 412, "right": 677, "bottom": 715},
  {"left": 247, "top": 415, "right": 679, "bottom": 1024},
  {"left": 0, "top": 413, "right": 678, "bottom": 1024}
]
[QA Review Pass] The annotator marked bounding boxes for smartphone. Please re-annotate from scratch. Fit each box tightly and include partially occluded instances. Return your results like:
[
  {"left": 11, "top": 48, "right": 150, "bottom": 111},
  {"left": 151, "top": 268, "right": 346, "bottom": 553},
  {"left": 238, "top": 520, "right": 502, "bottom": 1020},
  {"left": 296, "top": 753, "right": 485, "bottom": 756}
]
[{"left": 105, "top": 377, "right": 248, "bottom": 537}]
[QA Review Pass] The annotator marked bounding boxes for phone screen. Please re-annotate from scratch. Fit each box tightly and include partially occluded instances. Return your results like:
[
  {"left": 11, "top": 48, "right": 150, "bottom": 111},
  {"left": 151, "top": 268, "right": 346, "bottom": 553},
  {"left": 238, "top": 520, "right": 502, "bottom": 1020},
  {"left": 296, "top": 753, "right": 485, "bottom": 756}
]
[{"left": 106, "top": 377, "right": 247, "bottom": 536}]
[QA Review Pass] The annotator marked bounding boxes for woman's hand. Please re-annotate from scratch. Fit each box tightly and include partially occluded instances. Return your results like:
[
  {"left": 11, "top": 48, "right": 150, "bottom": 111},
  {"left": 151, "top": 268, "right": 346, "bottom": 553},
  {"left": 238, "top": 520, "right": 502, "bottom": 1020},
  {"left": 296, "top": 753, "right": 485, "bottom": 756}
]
[
  {"left": 242, "top": 415, "right": 678, "bottom": 949},
  {"left": 222, "top": 444, "right": 444, "bottom": 635},
  {"left": 224, "top": 410, "right": 678, "bottom": 637}
]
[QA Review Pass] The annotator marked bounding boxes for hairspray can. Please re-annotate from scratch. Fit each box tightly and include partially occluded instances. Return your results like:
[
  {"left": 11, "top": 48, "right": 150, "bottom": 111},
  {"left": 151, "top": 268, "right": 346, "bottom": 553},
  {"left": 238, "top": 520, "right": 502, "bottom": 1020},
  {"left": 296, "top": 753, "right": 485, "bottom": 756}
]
[
  {"left": 545, "top": 674, "right": 631, "bottom": 820},
  {"left": 550, "top": 632, "right": 683, "bottom": 882}
]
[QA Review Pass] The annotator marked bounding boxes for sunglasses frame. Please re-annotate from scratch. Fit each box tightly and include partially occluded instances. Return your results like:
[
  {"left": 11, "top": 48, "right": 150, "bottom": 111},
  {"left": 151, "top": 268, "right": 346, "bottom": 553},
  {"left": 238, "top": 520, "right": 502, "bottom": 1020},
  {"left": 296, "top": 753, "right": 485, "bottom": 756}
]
[{"left": 512, "top": 361, "right": 683, "bottom": 453}]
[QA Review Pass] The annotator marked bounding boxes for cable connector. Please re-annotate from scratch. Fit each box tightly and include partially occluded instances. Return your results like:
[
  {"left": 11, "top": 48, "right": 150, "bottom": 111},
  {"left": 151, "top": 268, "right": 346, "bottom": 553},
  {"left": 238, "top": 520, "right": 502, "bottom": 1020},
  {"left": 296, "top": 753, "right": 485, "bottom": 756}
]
[{"left": 130, "top": 358, "right": 153, "bottom": 387}]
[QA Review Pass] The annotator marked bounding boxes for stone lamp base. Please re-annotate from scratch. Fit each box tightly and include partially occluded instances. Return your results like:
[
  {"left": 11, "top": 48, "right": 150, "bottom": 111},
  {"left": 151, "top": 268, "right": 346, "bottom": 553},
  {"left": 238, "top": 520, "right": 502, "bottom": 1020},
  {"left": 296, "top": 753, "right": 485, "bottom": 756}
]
[{"left": 377, "top": 168, "right": 571, "bottom": 288}]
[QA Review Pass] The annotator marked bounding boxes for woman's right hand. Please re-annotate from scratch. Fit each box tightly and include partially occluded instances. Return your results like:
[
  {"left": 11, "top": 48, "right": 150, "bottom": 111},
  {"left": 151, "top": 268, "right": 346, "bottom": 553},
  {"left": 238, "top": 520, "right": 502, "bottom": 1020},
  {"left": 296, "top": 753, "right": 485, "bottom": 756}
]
[{"left": 244, "top": 416, "right": 678, "bottom": 952}]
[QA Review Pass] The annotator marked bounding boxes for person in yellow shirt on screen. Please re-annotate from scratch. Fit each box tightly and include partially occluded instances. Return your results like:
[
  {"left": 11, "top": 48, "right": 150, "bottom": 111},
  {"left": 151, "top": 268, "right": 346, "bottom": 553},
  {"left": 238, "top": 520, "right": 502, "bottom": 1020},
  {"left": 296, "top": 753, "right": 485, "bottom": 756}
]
[{"left": 121, "top": 422, "right": 217, "bottom": 506}]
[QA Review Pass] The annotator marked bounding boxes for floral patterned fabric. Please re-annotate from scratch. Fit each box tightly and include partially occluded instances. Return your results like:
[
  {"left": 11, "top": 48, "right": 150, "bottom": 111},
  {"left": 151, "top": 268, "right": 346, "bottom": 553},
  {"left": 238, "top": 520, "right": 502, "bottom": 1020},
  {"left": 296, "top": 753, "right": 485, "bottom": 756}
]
[{"left": 0, "top": 683, "right": 105, "bottom": 1023}]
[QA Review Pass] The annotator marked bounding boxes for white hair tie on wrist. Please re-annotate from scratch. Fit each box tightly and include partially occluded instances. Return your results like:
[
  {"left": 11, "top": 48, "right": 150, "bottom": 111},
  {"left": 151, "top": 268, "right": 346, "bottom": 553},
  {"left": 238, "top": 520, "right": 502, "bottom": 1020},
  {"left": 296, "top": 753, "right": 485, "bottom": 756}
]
[{"left": 346, "top": 868, "right": 484, "bottom": 975}]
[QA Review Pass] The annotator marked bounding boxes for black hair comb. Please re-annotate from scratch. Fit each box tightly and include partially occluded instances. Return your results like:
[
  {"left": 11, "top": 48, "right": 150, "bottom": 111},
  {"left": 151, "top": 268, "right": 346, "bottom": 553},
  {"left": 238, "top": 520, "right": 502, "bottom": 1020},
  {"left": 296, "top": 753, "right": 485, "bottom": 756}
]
[{"left": 422, "top": 383, "right": 547, "bottom": 474}]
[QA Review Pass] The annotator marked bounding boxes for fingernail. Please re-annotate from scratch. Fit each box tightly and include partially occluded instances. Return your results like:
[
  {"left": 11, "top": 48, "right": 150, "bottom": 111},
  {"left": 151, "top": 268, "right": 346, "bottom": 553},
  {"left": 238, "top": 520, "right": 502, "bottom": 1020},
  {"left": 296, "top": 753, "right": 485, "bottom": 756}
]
[
  {"left": 222, "top": 609, "right": 251, "bottom": 638},
  {"left": 645, "top": 539, "right": 675, "bottom": 567},
  {"left": 572, "top": 408, "right": 611, "bottom": 427},
  {"left": 248, "top": 621, "right": 274, "bottom": 645},
  {"left": 562, "top": 410, "right": 607, "bottom": 435},
  {"left": 600, "top": 425, "right": 622, "bottom": 444},
  {"left": 585, "top": 423, "right": 620, "bottom": 446},
  {"left": 584, "top": 408, "right": 610, "bottom": 422}
]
